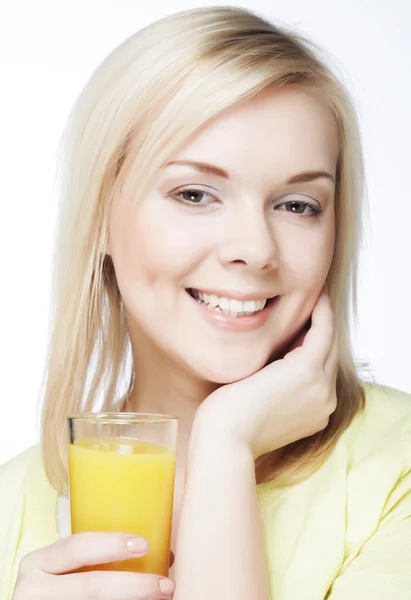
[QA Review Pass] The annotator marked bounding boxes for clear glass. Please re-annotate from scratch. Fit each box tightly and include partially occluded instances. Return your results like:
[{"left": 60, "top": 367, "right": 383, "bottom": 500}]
[{"left": 67, "top": 413, "right": 178, "bottom": 576}]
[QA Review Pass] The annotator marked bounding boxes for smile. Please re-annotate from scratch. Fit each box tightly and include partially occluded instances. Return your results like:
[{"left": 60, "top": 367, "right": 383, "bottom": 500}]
[
  {"left": 186, "top": 288, "right": 280, "bottom": 332},
  {"left": 186, "top": 288, "right": 277, "bottom": 319}
]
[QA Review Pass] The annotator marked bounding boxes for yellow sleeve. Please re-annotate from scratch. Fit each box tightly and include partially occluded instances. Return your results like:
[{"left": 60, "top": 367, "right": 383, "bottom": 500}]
[
  {"left": 327, "top": 465, "right": 411, "bottom": 599},
  {"left": 0, "top": 448, "right": 35, "bottom": 600}
]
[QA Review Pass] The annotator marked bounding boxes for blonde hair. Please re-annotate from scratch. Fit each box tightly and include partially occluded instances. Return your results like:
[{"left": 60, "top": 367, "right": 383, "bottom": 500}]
[{"left": 40, "top": 6, "right": 368, "bottom": 494}]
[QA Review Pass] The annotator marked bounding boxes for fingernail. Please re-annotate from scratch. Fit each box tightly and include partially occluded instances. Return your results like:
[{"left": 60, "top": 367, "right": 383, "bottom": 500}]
[
  {"left": 159, "top": 578, "right": 175, "bottom": 596},
  {"left": 126, "top": 537, "right": 148, "bottom": 554}
]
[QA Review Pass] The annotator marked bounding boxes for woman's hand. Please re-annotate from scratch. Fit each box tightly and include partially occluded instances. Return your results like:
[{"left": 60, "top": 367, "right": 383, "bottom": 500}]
[
  {"left": 12, "top": 532, "right": 175, "bottom": 600},
  {"left": 195, "top": 288, "right": 338, "bottom": 459}
]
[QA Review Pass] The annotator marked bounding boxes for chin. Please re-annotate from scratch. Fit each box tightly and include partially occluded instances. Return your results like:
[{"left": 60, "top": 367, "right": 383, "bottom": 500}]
[{"left": 191, "top": 353, "right": 269, "bottom": 385}]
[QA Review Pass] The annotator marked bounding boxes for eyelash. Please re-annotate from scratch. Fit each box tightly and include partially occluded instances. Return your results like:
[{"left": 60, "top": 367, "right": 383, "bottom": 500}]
[{"left": 170, "top": 188, "right": 323, "bottom": 216}]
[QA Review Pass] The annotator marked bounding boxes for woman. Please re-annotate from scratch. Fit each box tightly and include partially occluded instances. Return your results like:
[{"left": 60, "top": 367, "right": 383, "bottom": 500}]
[{"left": 2, "top": 5, "right": 410, "bottom": 600}]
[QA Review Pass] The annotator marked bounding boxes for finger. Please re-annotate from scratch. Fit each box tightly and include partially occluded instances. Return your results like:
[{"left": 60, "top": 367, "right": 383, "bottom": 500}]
[
  {"left": 58, "top": 571, "right": 174, "bottom": 600},
  {"left": 20, "top": 532, "right": 148, "bottom": 575},
  {"left": 302, "top": 289, "right": 335, "bottom": 366}
]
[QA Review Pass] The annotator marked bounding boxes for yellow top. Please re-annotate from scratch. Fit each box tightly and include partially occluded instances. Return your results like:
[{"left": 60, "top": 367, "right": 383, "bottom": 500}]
[{"left": 1, "top": 381, "right": 411, "bottom": 600}]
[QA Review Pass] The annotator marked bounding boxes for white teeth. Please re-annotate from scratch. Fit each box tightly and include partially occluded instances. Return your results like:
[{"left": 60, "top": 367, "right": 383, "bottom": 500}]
[
  {"left": 229, "top": 299, "right": 243, "bottom": 313},
  {"left": 190, "top": 289, "right": 268, "bottom": 316},
  {"left": 208, "top": 294, "right": 219, "bottom": 308},
  {"left": 219, "top": 297, "right": 230, "bottom": 311},
  {"left": 244, "top": 299, "right": 266, "bottom": 311}
]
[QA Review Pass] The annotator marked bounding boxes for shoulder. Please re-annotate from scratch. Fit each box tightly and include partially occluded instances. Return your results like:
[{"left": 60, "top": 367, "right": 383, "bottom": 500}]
[
  {"left": 0, "top": 444, "right": 43, "bottom": 491},
  {"left": 361, "top": 379, "right": 411, "bottom": 423},
  {"left": 344, "top": 380, "right": 411, "bottom": 450},
  {"left": 341, "top": 380, "right": 411, "bottom": 483},
  {"left": 0, "top": 445, "right": 45, "bottom": 592}
]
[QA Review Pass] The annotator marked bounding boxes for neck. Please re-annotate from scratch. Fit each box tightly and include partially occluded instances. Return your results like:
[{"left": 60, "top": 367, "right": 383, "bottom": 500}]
[{"left": 123, "top": 325, "right": 220, "bottom": 461}]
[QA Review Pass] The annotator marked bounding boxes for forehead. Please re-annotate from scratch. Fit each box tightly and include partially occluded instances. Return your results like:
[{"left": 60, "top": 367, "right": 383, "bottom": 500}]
[{"left": 173, "top": 85, "right": 339, "bottom": 181}]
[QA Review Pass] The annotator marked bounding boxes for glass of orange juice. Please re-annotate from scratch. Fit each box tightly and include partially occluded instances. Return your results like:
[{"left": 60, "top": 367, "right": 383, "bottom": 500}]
[{"left": 67, "top": 413, "right": 178, "bottom": 576}]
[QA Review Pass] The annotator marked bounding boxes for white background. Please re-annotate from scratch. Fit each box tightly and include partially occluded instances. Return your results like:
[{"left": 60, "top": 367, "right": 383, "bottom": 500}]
[{"left": 0, "top": 0, "right": 410, "bottom": 467}]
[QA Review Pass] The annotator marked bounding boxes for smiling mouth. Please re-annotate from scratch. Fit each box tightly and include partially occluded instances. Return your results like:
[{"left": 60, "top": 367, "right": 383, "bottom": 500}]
[{"left": 186, "top": 288, "right": 277, "bottom": 318}]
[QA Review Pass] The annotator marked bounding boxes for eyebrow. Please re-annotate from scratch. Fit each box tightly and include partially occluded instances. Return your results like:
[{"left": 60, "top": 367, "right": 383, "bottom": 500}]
[{"left": 162, "top": 159, "right": 335, "bottom": 184}]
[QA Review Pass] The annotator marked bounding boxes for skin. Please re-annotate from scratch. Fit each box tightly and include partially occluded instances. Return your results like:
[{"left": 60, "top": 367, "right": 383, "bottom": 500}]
[
  {"left": 174, "top": 289, "right": 338, "bottom": 599},
  {"left": 111, "top": 81, "right": 338, "bottom": 580},
  {"left": 13, "top": 83, "right": 339, "bottom": 600},
  {"left": 111, "top": 82, "right": 337, "bottom": 445}
]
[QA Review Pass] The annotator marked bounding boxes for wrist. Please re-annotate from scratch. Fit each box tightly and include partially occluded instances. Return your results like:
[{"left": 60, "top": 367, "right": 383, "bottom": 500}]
[{"left": 188, "top": 410, "right": 254, "bottom": 473}]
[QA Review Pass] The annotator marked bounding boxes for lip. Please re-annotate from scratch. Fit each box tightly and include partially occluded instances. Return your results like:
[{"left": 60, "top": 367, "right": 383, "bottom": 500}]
[
  {"left": 186, "top": 287, "right": 276, "bottom": 301},
  {"left": 186, "top": 289, "right": 279, "bottom": 332}
]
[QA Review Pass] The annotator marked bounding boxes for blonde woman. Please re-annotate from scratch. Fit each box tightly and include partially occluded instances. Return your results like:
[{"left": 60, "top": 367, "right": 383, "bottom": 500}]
[{"left": 2, "top": 6, "right": 410, "bottom": 600}]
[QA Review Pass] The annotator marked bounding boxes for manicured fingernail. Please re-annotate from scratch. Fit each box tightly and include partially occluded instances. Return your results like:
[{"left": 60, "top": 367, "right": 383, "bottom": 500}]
[
  {"left": 159, "top": 578, "right": 175, "bottom": 596},
  {"left": 126, "top": 537, "right": 148, "bottom": 554}
]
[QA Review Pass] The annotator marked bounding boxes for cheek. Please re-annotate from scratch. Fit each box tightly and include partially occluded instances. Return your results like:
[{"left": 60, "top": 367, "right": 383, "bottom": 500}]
[
  {"left": 111, "top": 202, "right": 213, "bottom": 289},
  {"left": 278, "top": 215, "right": 335, "bottom": 286}
]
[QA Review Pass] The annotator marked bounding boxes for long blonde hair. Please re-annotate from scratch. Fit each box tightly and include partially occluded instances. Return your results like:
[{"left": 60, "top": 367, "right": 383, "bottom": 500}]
[{"left": 40, "top": 6, "right": 368, "bottom": 494}]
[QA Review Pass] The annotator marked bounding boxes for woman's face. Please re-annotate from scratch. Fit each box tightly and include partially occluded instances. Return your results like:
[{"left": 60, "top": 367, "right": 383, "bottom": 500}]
[{"left": 109, "top": 84, "right": 338, "bottom": 384}]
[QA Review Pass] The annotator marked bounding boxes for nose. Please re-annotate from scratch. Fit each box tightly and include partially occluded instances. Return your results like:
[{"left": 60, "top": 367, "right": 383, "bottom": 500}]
[{"left": 217, "top": 206, "right": 279, "bottom": 272}]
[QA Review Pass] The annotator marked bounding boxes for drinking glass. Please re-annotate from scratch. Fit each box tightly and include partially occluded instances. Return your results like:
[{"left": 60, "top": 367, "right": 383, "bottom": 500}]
[{"left": 68, "top": 413, "right": 178, "bottom": 576}]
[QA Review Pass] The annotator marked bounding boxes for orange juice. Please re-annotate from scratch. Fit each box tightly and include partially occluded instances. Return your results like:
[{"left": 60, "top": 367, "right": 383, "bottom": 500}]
[{"left": 69, "top": 438, "right": 176, "bottom": 576}]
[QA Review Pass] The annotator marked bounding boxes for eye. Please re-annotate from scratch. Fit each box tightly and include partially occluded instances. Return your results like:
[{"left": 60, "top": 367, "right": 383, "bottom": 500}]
[
  {"left": 275, "top": 197, "right": 322, "bottom": 216},
  {"left": 170, "top": 188, "right": 215, "bottom": 206}
]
